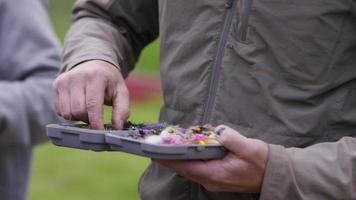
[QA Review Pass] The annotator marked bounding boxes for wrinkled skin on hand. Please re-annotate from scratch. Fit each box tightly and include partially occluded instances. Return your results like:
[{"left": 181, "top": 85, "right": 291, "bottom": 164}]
[
  {"left": 53, "top": 60, "right": 130, "bottom": 130},
  {"left": 155, "top": 125, "right": 268, "bottom": 193}
]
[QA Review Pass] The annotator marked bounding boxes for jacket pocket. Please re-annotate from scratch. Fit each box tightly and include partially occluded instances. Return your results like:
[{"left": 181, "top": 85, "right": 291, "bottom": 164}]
[{"left": 235, "top": 0, "right": 253, "bottom": 43}]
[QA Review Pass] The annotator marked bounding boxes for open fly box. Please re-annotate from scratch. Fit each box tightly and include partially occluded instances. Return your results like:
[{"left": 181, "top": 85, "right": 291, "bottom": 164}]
[{"left": 46, "top": 123, "right": 227, "bottom": 160}]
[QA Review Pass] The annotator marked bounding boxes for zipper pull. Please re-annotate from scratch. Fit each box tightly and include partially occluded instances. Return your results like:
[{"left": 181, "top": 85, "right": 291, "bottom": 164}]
[{"left": 225, "top": 0, "right": 233, "bottom": 8}]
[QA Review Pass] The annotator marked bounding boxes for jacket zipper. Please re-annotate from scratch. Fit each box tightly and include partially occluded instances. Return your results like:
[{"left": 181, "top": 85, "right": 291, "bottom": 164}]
[{"left": 200, "top": 0, "right": 237, "bottom": 124}]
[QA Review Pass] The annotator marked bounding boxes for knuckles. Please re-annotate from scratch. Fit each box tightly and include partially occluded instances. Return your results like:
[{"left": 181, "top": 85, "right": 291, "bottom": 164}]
[{"left": 53, "top": 74, "right": 69, "bottom": 91}]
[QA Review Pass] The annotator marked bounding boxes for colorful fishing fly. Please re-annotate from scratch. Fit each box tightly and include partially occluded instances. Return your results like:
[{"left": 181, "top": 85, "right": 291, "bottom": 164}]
[{"left": 122, "top": 122, "right": 220, "bottom": 145}]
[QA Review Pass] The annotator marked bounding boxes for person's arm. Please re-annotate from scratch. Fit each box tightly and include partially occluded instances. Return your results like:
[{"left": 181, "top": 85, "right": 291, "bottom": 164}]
[
  {"left": 61, "top": 0, "right": 159, "bottom": 77},
  {"left": 0, "top": 0, "right": 61, "bottom": 146},
  {"left": 156, "top": 125, "right": 356, "bottom": 199},
  {"left": 54, "top": 0, "right": 158, "bottom": 129},
  {"left": 260, "top": 137, "right": 356, "bottom": 200}
]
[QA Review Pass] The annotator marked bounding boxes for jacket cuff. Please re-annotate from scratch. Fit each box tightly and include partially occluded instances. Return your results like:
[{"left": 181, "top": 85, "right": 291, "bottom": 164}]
[
  {"left": 259, "top": 144, "right": 287, "bottom": 200},
  {"left": 60, "top": 53, "right": 121, "bottom": 74}
]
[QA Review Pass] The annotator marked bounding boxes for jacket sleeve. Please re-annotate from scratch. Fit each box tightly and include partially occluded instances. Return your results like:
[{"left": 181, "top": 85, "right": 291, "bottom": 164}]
[
  {"left": 260, "top": 136, "right": 356, "bottom": 200},
  {"left": 0, "top": 0, "right": 61, "bottom": 146},
  {"left": 61, "top": 0, "right": 159, "bottom": 77}
]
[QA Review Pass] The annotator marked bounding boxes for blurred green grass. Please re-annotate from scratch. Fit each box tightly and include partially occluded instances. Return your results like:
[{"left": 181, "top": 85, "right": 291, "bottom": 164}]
[{"left": 30, "top": 1, "right": 162, "bottom": 200}]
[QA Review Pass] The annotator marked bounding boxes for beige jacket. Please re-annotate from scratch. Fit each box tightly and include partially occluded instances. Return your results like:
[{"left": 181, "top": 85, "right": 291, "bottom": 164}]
[{"left": 61, "top": 0, "right": 356, "bottom": 199}]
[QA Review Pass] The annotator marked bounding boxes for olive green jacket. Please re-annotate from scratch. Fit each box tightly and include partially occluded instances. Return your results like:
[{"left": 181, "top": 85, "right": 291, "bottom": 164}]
[{"left": 61, "top": 0, "right": 356, "bottom": 199}]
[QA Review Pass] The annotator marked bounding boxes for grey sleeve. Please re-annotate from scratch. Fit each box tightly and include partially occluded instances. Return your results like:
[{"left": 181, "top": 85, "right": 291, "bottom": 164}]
[
  {"left": 260, "top": 137, "right": 356, "bottom": 200},
  {"left": 61, "top": 0, "right": 158, "bottom": 77},
  {"left": 0, "top": 0, "right": 61, "bottom": 146}
]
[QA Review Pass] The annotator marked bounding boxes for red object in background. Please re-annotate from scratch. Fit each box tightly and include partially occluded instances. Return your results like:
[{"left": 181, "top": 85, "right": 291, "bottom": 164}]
[{"left": 125, "top": 72, "right": 162, "bottom": 101}]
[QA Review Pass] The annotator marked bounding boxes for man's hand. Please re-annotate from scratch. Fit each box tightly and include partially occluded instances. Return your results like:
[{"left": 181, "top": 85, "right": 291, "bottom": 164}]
[
  {"left": 53, "top": 60, "right": 130, "bottom": 130},
  {"left": 155, "top": 125, "right": 268, "bottom": 193}
]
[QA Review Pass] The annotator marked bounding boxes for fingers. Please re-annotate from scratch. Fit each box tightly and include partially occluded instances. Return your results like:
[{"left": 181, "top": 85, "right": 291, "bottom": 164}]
[
  {"left": 155, "top": 159, "right": 234, "bottom": 192},
  {"left": 52, "top": 81, "right": 60, "bottom": 115},
  {"left": 69, "top": 77, "right": 88, "bottom": 122},
  {"left": 154, "top": 159, "right": 212, "bottom": 183},
  {"left": 53, "top": 75, "right": 71, "bottom": 118},
  {"left": 85, "top": 75, "right": 105, "bottom": 130},
  {"left": 52, "top": 60, "right": 130, "bottom": 130},
  {"left": 111, "top": 75, "right": 130, "bottom": 130},
  {"left": 154, "top": 126, "right": 269, "bottom": 193}
]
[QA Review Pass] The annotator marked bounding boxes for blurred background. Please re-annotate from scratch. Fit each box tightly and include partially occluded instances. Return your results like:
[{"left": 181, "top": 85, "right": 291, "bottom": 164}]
[{"left": 29, "top": 1, "right": 162, "bottom": 200}]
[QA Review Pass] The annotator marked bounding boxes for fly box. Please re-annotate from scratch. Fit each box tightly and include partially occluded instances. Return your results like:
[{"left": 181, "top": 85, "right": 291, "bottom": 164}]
[{"left": 46, "top": 123, "right": 227, "bottom": 159}]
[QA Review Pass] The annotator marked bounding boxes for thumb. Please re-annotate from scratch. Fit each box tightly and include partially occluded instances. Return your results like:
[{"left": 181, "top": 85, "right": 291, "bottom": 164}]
[{"left": 215, "top": 125, "right": 252, "bottom": 157}]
